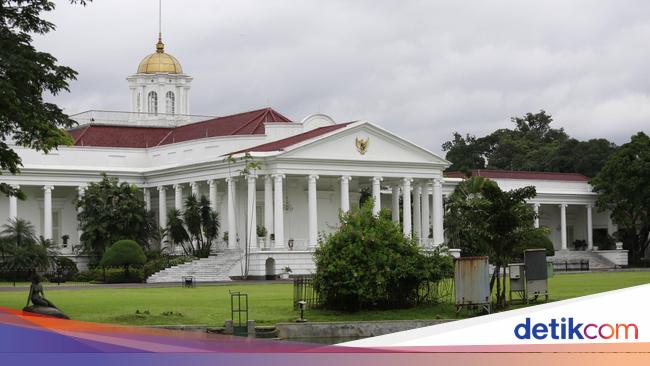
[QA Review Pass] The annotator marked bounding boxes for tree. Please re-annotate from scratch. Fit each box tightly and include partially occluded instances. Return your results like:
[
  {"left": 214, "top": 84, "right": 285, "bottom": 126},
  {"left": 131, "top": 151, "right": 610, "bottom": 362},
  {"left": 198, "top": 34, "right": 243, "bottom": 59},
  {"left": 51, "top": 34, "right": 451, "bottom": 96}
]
[
  {"left": 167, "top": 195, "right": 220, "bottom": 258},
  {"left": 0, "top": 0, "right": 91, "bottom": 198},
  {"left": 1, "top": 218, "right": 36, "bottom": 246},
  {"left": 442, "top": 132, "right": 487, "bottom": 172},
  {"left": 591, "top": 132, "right": 650, "bottom": 263},
  {"left": 99, "top": 239, "right": 146, "bottom": 277},
  {"left": 77, "top": 174, "right": 155, "bottom": 260},
  {"left": 444, "top": 176, "right": 494, "bottom": 256},
  {"left": 313, "top": 201, "right": 453, "bottom": 312},
  {"left": 445, "top": 176, "right": 547, "bottom": 308},
  {"left": 441, "top": 110, "right": 616, "bottom": 177},
  {"left": 0, "top": 218, "right": 56, "bottom": 272}
]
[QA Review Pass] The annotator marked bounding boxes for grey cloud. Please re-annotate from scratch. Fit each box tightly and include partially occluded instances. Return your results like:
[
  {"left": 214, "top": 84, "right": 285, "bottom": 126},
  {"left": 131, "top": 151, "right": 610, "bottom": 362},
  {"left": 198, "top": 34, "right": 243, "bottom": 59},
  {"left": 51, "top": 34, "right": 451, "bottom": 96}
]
[{"left": 37, "top": 0, "right": 650, "bottom": 155}]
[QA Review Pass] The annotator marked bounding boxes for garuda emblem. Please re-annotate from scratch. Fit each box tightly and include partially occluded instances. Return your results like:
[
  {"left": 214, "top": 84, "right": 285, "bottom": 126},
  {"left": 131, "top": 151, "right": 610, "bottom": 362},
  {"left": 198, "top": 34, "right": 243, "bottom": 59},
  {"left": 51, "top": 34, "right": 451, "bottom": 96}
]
[{"left": 355, "top": 137, "right": 369, "bottom": 155}]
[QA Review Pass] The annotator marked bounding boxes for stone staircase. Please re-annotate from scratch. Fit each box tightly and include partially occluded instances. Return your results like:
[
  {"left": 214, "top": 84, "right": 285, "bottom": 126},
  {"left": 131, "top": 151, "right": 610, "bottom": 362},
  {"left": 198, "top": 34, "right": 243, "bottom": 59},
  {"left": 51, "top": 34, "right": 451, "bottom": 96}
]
[
  {"left": 549, "top": 250, "right": 617, "bottom": 270},
  {"left": 146, "top": 250, "right": 243, "bottom": 283}
]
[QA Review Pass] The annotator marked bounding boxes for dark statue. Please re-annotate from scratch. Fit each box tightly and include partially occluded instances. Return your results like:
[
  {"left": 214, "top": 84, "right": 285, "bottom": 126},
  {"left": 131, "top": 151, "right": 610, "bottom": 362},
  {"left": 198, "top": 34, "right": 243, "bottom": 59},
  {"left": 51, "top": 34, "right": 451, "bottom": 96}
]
[{"left": 22, "top": 275, "right": 70, "bottom": 319}]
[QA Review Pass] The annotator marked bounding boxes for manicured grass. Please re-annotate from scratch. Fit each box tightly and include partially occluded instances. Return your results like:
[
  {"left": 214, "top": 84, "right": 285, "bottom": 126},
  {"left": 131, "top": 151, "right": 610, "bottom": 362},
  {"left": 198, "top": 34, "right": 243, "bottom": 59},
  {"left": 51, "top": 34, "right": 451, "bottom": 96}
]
[{"left": 0, "top": 271, "right": 648, "bottom": 326}]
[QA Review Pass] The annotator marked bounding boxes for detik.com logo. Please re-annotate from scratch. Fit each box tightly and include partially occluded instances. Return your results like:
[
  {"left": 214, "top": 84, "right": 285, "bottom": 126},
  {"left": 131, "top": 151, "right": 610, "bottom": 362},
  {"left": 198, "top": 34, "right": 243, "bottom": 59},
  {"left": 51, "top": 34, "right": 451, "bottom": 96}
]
[{"left": 514, "top": 317, "right": 638, "bottom": 340}]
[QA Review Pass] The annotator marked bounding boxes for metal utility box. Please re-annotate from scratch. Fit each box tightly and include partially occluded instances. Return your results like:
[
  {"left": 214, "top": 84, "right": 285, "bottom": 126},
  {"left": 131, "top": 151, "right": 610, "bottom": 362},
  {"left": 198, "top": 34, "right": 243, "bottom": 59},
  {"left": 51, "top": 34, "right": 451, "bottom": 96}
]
[
  {"left": 454, "top": 257, "right": 491, "bottom": 314},
  {"left": 508, "top": 263, "right": 525, "bottom": 302},
  {"left": 524, "top": 249, "right": 549, "bottom": 302}
]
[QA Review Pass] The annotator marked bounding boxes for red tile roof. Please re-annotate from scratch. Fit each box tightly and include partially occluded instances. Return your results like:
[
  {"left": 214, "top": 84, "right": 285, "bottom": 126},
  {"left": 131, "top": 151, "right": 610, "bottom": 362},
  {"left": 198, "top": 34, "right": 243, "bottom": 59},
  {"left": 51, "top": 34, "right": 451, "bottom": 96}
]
[
  {"left": 229, "top": 122, "right": 355, "bottom": 155},
  {"left": 68, "top": 108, "right": 292, "bottom": 148},
  {"left": 444, "top": 169, "right": 589, "bottom": 182}
]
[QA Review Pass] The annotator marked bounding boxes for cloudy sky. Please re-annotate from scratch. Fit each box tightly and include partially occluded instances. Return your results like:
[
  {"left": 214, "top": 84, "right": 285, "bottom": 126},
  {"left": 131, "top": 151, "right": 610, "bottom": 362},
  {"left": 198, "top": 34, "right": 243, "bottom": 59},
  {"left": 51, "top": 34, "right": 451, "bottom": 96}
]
[{"left": 37, "top": 0, "right": 650, "bottom": 155}]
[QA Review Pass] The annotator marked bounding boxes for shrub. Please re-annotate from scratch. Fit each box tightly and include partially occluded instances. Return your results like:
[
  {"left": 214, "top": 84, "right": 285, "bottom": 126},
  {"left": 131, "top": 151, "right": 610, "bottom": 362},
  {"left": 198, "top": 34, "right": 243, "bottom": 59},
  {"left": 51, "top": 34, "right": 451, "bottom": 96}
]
[
  {"left": 313, "top": 201, "right": 453, "bottom": 312},
  {"left": 47, "top": 257, "right": 79, "bottom": 282},
  {"left": 100, "top": 240, "right": 146, "bottom": 268},
  {"left": 521, "top": 229, "right": 555, "bottom": 257},
  {"left": 74, "top": 267, "right": 144, "bottom": 283}
]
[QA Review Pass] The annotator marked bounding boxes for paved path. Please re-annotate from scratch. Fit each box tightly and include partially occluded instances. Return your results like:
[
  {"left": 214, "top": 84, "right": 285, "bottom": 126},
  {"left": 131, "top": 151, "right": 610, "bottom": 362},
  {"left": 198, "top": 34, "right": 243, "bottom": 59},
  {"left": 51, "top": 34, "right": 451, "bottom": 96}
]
[{"left": 0, "top": 280, "right": 293, "bottom": 292}]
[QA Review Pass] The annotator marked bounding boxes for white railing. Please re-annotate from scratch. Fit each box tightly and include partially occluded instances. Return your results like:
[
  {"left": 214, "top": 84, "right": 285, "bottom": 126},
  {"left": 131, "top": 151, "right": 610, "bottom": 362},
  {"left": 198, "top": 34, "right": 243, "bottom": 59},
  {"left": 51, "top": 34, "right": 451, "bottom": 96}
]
[{"left": 70, "top": 110, "right": 217, "bottom": 128}]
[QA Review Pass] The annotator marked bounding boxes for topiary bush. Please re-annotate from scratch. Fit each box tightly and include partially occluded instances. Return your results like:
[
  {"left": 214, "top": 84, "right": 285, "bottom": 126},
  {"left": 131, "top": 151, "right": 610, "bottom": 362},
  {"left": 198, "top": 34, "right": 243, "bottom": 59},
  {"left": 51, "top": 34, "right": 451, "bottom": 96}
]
[
  {"left": 313, "top": 201, "right": 453, "bottom": 312},
  {"left": 100, "top": 240, "right": 146, "bottom": 281}
]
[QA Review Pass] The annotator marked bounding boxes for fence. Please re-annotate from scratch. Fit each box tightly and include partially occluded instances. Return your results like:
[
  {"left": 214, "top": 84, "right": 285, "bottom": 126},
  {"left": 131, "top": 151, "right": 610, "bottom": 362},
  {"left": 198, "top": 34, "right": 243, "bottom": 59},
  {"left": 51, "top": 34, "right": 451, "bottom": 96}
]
[
  {"left": 292, "top": 276, "right": 454, "bottom": 310},
  {"left": 0, "top": 265, "right": 145, "bottom": 287},
  {"left": 293, "top": 275, "right": 320, "bottom": 310},
  {"left": 552, "top": 260, "right": 590, "bottom": 272}
]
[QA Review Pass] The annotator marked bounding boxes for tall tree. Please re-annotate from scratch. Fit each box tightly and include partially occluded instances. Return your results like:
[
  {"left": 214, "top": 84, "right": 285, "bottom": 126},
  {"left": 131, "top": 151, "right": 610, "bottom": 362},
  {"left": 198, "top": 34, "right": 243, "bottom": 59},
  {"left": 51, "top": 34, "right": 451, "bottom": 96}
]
[
  {"left": 441, "top": 132, "right": 487, "bottom": 172},
  {"left": 442, "top": 110, "right": 616, "bottom": 177},
  {"left": 0, "top": 0, "right": 90, "bottom": 198},
  {"left": 76, "top": 174, "right": 154, "bottom": 260},
  {"left": 591, "top": 132, "right": 650, "bottom": 263}
]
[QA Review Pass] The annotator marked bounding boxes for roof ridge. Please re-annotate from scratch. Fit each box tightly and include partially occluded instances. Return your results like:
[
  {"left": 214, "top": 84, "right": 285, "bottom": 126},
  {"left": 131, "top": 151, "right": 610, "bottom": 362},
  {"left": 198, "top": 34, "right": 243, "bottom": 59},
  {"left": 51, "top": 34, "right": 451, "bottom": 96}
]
[
  {"left": 229, "top": 109, "right": 269, "bottom": 135},
  {"left": 71, "top": 125, "right": 90, "bottom": 145}
]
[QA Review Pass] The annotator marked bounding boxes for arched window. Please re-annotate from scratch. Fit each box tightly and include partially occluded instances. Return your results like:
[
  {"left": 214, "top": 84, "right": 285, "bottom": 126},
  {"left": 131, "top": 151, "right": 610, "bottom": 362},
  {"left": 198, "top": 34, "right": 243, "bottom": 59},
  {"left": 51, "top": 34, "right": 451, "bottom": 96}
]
[
  {"left": 148, "top": 91, "right": 158, "bottom": 115},
  {"left": 166, "top": 91, "right": 175, "bottom": 115}
]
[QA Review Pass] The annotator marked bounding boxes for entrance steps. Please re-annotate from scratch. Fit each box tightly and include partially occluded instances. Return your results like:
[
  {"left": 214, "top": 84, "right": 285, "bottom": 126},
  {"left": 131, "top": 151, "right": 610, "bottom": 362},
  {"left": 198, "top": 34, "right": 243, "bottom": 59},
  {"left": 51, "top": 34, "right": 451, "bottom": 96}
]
[
  {"left": 146, "top": 250, "right": 243, "bottom": 283},
  {"left": 549, "top": 250, "right": 617, "bottom": 270}
]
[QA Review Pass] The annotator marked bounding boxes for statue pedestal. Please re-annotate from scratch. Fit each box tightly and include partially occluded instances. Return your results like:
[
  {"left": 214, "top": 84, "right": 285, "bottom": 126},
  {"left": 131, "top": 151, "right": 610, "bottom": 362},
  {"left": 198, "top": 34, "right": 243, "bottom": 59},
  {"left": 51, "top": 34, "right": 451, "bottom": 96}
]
[{"left": 23, "top": 306, "right": 70, "bottom": 320}]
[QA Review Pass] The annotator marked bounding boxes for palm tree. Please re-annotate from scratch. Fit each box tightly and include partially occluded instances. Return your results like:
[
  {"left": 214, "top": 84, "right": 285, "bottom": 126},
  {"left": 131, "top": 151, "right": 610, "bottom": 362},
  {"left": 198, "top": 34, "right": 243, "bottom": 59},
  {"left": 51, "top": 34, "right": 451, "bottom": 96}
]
[
  {"left": 1, "top": 218, "right": 36, "bottom": 247},
  {"left": 167, "top": 195, "right": 220, "bottom": 258}
]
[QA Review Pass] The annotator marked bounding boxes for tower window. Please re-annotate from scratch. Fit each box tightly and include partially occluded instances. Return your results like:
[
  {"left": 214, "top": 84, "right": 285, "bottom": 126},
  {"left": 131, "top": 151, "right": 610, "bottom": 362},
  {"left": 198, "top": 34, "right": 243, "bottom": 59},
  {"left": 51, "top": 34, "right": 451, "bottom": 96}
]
[
  {"left": 148, "top": 91, "right": 158, "bottom": 115},
  {"left": 136, "top": 93, "right": 141, "bottom": 112},
  {"left": 166, "top": 91, "right": 175, "bottom": 115}
]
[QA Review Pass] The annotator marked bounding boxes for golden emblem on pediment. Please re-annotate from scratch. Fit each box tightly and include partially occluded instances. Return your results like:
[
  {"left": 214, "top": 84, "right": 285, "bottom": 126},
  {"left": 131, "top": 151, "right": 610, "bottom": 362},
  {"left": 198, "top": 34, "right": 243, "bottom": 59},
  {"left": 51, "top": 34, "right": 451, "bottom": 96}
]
[{"left": 355, "top": 137, "right": 369, "bottom": 155}]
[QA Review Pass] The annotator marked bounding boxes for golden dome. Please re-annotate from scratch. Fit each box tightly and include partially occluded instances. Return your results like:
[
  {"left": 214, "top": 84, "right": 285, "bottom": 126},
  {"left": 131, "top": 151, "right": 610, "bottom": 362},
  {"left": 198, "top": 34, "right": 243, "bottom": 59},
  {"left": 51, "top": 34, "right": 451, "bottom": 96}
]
[{"left": 137, "top": 36, "right": 183, "bottom": 74}]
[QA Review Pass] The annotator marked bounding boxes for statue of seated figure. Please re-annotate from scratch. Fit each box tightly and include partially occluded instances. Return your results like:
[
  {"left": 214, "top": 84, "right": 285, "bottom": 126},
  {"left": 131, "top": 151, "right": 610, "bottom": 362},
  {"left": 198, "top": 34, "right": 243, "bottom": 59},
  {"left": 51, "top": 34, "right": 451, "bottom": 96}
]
[{"left": 23, "top": 275, "right": 70, "bottom": 320}]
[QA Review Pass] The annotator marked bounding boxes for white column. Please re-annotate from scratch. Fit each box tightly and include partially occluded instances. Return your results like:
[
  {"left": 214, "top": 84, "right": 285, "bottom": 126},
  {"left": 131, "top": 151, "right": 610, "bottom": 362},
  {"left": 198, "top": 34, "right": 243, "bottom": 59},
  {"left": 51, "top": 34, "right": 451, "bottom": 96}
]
[
  {"left": 372, "top": 176, "right": 382, "bottom": 215},
  {"left": 421, "top": 183, "right": 430, "bottom": 246},
  {"left": 247, "top": 175, "right": 257, "bottom": 250},
  {"left": 190, "top": 181, "right": 199, "bottom": 198},
  {"left": 77, "top": 185, "right": 86, "bottom": 247},
  {"left": 264, "top": 175, "right": 274, "bottom": 244},
  {"left": 273, "top": 174, "right": 285, "bottom": 248},
  {"left": 143, "top": 188, "right": 151, "bottom": 211},
  {"left": 413, "top": 183, "right": 422, "bottom": 242},
  {"left": 433, "top": 179, "right": 444, "bottom": 245},
  {"left": 158, "top": 186, "right": 167, "bottom": 229},
  {"left": 8, "top": 185, "right": 19, "bottom": 220},
  {"left": 307, "top": 175, "right": 319, "bottom": 248},
  {"left": 402, "top": 178, "right": 412, "bottom": 236},
  {"left": 391, "top": 185, "right": 400, "bottom": 223},
  {"left": 227, "top": 178, "right": 237, "bottom": 248},
  {"left": 560, "top": 203, "right": 568, "bottom": 250},
  {"left": 43, "top": 185, "right": 53, "bottom": 240},
  {"left": 587, "top": 204, "right": 593, "bottom": 250},
  {"left": 533, "top": 203, "right": 540, "bottom": 228},
  {"left": 208, "top": 180, "right": 218, "bottom": 209},
  {"left": 340, "top": 175, "right": 351, "bottom": 213},
  {"left": 174, "top": 184, "right": 183, "bottom": 211}
]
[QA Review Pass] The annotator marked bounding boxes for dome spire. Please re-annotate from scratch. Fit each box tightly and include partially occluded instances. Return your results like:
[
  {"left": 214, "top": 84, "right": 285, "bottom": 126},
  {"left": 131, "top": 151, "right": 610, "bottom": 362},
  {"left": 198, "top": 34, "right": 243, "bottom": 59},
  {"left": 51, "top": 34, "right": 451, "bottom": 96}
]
[
  {"left": 156, "top": 32, "right": 164, "bottom": 53},
  {"left": 156, "top": 0, "right": 164, "bottom": 53}
]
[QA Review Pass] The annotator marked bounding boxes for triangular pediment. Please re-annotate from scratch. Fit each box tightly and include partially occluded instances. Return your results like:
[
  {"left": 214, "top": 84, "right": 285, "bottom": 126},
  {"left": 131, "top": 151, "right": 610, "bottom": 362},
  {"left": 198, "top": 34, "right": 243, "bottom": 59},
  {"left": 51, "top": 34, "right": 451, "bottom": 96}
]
[{"left": 279, "top": 122, "right": 449, "bottom": 166}]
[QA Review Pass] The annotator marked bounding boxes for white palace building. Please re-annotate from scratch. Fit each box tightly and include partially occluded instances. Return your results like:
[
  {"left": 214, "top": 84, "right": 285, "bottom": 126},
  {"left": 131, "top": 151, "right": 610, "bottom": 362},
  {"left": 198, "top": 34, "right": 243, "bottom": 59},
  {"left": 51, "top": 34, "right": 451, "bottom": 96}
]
[{"left": 0, "top": 36, "right": 628, "bottom": 281}]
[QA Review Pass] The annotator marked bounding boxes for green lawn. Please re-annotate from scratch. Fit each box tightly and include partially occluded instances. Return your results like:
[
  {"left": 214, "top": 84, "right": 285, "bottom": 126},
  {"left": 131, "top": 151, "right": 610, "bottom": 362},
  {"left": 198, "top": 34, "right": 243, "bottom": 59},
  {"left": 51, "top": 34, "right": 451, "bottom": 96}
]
[{"left": 0, "top": 271, "right": 648, "bottom": 326}]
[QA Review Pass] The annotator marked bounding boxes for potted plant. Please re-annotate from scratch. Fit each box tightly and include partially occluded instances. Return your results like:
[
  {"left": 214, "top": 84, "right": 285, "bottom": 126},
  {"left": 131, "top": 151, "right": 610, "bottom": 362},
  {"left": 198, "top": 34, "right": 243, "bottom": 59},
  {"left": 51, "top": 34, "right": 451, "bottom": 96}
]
[
  {"left": 61, "top": 234, "right": 70, "bottom": 247},
  {"left": 280, "top": 266, "right": 292, "bottom": 279},
  {"left": 223, "top": 231, "right": 229, "bottom": 243},
  {"left": 256, "top": 225, "right": 267, "bottom": 248},
  {"left": 288, "top": 238, "right": 295, "bottom": 251}
]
